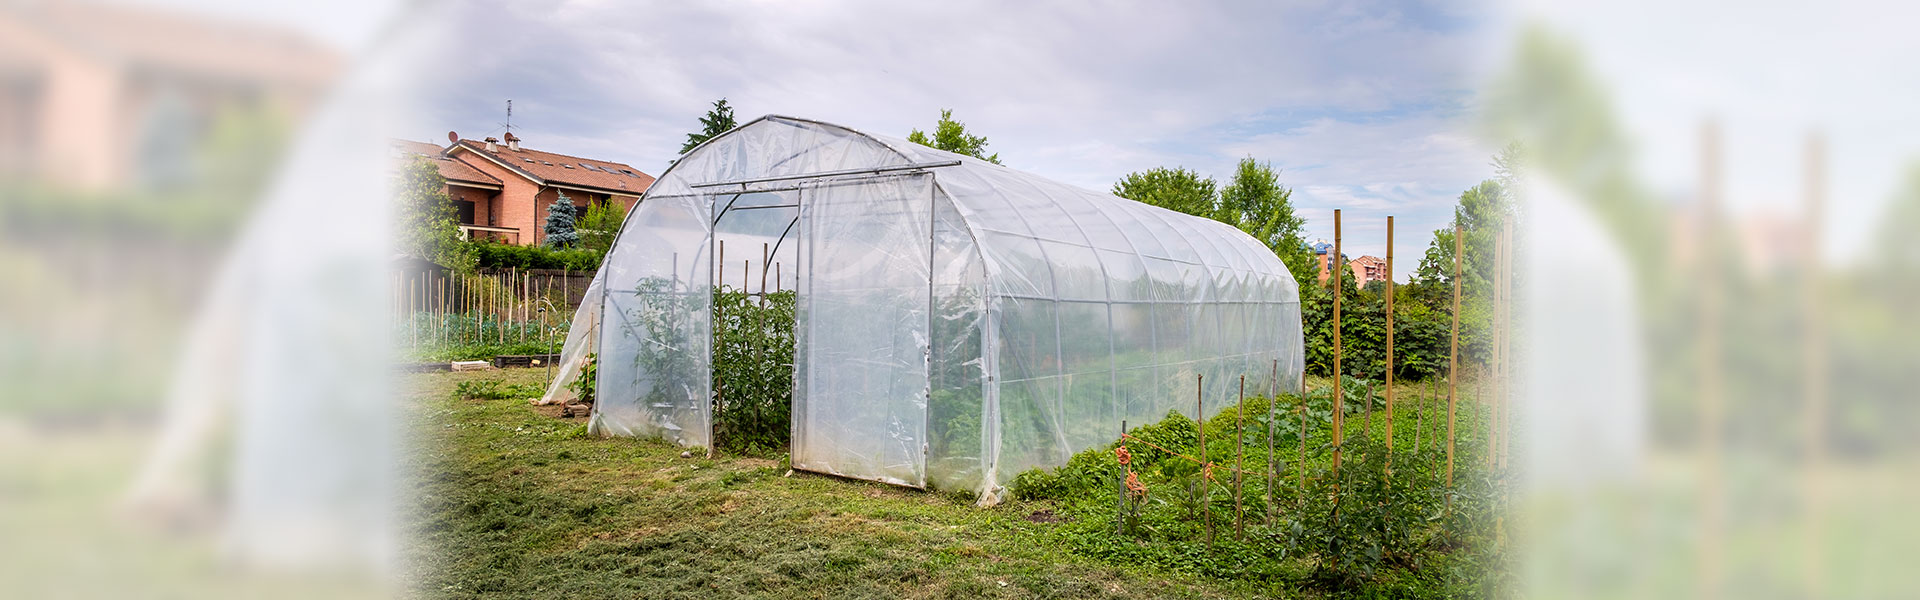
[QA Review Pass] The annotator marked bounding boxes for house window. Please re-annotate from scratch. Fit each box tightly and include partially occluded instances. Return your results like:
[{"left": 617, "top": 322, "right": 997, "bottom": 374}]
[{"left": 456, "top": 199, "right": 475, "bottom": 225}]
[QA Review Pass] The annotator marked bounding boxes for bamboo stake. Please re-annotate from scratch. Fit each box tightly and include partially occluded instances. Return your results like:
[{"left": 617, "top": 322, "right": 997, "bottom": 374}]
[
  {"left": 1198, "top": 374, "right": 1210, "bottom": 551},
  {"left": 472, "top": 273, "right": 481, "bottom": 344},
  {"left": 1297, "top": 382, "right": 1306, "bottom": 508},
  {"left": 1386, "top": 216, "right": 1395, "bottom": 471},
  {"left": 1266, "top": 359, "right": 1277, "bottom": 526},
  {"left": 1698, "top": 119, "right": 1725, "bottom": 600},
  {"left": 1235, "top": 375, "right": 1245, "bottom": 540},
  {"left": 1332, "top": 209, "right": 1344, "bottom": 473},
  {"left": 1801, "top": 131, "right": 1828, "bottom": 594},
  {"left": 1488, "top": 228, "right": 1501, "bottom": 469},
  {"left": 1361, "top": 382, "right": 1374, "bottom": 440},
  {"left": 1415, "top": 378, "right": 1425, "bottom": 453},
  {"left": 1500, "top": 220, "right": 1514, "bottom": 470},
  {"left": 1448, "top": 216, "right": 1461, "bottom": 491},
  {"left": 1116, "top": 420, "right": 1128, "bottom": 536}
]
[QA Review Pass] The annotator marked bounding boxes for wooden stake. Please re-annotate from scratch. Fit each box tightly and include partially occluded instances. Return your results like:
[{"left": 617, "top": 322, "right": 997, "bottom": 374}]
[
  {"left": 1361, "top": 382, "right": 1374, "bottom": 440},
  {"left": 1385, "top": 216, "right": 1395, "bottom": 470},
  {"left": 1266, "top": 359, "right": 1277, "bottom": 526},
  {"left": 1488, "top": 228, "right": 1502, "bottom": 469},
  {"left": 1332, "top": 208, "right": 1344, "bottom": 473},
  {"left": 1116, "top": 420, "right": 1128, "bottom": 536},
  {"left": 1415, "top": 378, "right": 1425, "bottom": 453},
  {"left": 1198, "top": 374, "right": 1211, "bottom": 551},
  {"left": 1698, "top": 119, "right": 1725, "bottom": 600},
  {"left": 1801, "top": 131, "right": 1828, "bottom": 594},
  {"left": 1236, "top": 375, "right": 1245, "bottom": 540},
  {"left": 1448, "top": 217, "right": 1461, "bottom": 491},
  {"left": 1500, "top": 220, "right": 1514, "bottom": 470},
  {"left": 1297, "top": 382, "right": 1306, "bottom": 508}
]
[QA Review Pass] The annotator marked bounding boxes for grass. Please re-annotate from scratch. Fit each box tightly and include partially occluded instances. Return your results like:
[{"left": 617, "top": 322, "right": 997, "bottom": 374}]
[{"left": 405, "top": 368, "right": 1254, "bottom": 599}]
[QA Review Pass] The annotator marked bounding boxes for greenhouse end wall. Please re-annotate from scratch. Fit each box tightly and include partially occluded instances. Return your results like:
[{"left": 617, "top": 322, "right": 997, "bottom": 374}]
[{"left": 579, "top": 115, "right": 1303, "bottom": 505}]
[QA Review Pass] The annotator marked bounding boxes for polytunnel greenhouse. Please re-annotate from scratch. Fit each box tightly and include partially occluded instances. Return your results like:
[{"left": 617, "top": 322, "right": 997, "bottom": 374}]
[{"left": 546, "top": 115, "right": 1303, "bottom": 504}]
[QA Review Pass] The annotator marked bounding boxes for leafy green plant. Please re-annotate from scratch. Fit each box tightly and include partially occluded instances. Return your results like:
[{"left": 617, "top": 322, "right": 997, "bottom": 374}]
[
  {"left": 710, "top": 287, "right": 795, "bottom": 456},
  {"left": 569, "top": 352, "right": 598, "bottom": 405}
]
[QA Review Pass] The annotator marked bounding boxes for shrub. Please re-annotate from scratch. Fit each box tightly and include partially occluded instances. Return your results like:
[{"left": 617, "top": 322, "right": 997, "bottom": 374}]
[
  {"left": 454, "top": 380, "right": 544, "bottom": 400},
  {"left": 469, "top": 239, "right": 602, "bottom": 271}
]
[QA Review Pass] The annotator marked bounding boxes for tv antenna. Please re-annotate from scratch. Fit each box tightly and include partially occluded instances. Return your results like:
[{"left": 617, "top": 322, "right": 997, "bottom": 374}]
[{"left": 500, "top": 99, "right": 513, "bottom": 136}]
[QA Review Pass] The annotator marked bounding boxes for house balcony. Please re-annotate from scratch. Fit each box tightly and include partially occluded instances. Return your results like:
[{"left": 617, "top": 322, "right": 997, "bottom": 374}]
[{"left": 459, "top": 224, "right": 521, "bottom": 245}]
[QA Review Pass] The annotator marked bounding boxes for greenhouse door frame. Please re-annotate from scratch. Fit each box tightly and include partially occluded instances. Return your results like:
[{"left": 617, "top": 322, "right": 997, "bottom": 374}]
[
  {"left": 696, "top": 162, "right": 956, "bottom": 490},
  {"left": 790, "top": 171, "right": 939, "bottom": 490}
]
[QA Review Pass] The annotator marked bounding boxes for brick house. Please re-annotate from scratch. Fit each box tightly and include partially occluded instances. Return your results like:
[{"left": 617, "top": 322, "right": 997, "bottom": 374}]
[
  {"left": 391, "top": 133, "right": 654, "bottom": 246},
  {"left": 0, "top": 1, "right": 339, "bottom": 189}
]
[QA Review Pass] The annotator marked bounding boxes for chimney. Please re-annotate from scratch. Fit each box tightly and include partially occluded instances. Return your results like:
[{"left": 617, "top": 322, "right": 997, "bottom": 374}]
[
  {"left": 483, "top": 136, "right": 498, "bottom": 152},
  {"left": 504, "top": 131, "right": 521, "bottom": 152}
]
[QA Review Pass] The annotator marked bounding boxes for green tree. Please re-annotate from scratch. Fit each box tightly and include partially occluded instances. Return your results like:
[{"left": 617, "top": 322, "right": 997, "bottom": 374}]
[
  {"left": 1218, "top": 157, "right": 1316, "bottom": 290},
  {"left": 576, "top": 199, "right": 627, "bottom": 256},
  {"left": 907, "top": 109, "right": 1001, "bottom": 164},
  {"left": 680, "top": 98, "right": 738, "bottom": 154},
  {"left": 395, "top": 156, "right": 472, "bottom": 270},
  {"left": 1413, "top": 179, "right": 1508, "bottom": 296},
  {"left": 1111, "top": 167, "right": 1217, "bottom": 218},
  {"left": 544, "top": 192, "right": 579, "bottom": 249}
]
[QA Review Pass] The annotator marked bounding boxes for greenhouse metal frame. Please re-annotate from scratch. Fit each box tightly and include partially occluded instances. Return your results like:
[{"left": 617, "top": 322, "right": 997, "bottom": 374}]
[{"left": 547, "top": 115, "right": 1303, "bottom": 504}]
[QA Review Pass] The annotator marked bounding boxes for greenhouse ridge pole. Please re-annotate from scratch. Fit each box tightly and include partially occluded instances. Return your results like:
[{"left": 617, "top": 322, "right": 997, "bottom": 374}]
[{"left": 689, "top": 160, "right": 962, "bottom": 189}]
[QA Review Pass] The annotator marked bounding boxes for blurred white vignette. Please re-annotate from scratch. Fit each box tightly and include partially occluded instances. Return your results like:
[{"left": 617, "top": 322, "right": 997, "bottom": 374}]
[
  {"left": 0, "top": 0, "right": 424, "bottom": 597},
  {"left": 0, "top": 0, "right": 1912, "bottom": 598}
]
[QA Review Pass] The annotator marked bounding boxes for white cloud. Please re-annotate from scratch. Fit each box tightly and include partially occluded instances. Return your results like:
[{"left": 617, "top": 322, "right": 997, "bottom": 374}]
[{"left": 419, "top": 0, "right": 1498, "bottom": 269}]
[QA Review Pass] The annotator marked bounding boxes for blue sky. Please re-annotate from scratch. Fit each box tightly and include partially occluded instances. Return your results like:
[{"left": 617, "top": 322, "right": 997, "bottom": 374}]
[{"left": 418, "top": 0, "right": 1504, "bottom": 268}]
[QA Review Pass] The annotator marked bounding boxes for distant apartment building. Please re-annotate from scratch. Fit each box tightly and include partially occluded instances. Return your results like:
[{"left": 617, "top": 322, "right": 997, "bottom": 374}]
[
  {"left": 391, "top": 133, "right": 655, "bottom": 246},
  {"left": 1310, "top": 239, "right": 1388, "bottom": 287},
  {"left": 1348, "top": 255, "right": 1388, "bottom": 287}
]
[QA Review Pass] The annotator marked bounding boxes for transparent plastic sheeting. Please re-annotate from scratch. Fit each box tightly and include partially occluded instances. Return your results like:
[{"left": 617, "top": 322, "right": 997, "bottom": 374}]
[
  {"left": 539, "top": 270, "right": 602, "bottom": 407},
  {"left": 574, "top": 116, "right": 1303, "bottom": 504}
]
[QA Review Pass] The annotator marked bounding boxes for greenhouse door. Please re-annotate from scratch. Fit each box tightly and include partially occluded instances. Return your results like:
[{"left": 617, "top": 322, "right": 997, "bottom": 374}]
[{"left": 791, "top": 173, "right": 934, "bottom": 488}]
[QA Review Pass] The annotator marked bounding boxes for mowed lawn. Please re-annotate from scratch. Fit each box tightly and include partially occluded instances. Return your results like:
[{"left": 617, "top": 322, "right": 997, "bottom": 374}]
[{"left": 404, "top": 368, "right": 1259, "bottom": 599}]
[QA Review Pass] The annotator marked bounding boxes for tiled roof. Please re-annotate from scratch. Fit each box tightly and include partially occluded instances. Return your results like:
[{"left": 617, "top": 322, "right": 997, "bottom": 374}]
[
  {"left": 450, "top": 139, "right": 653, "bottom": 195},
  {"left": 391, "top": 139, "right": 502, "bottom": 187}
]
